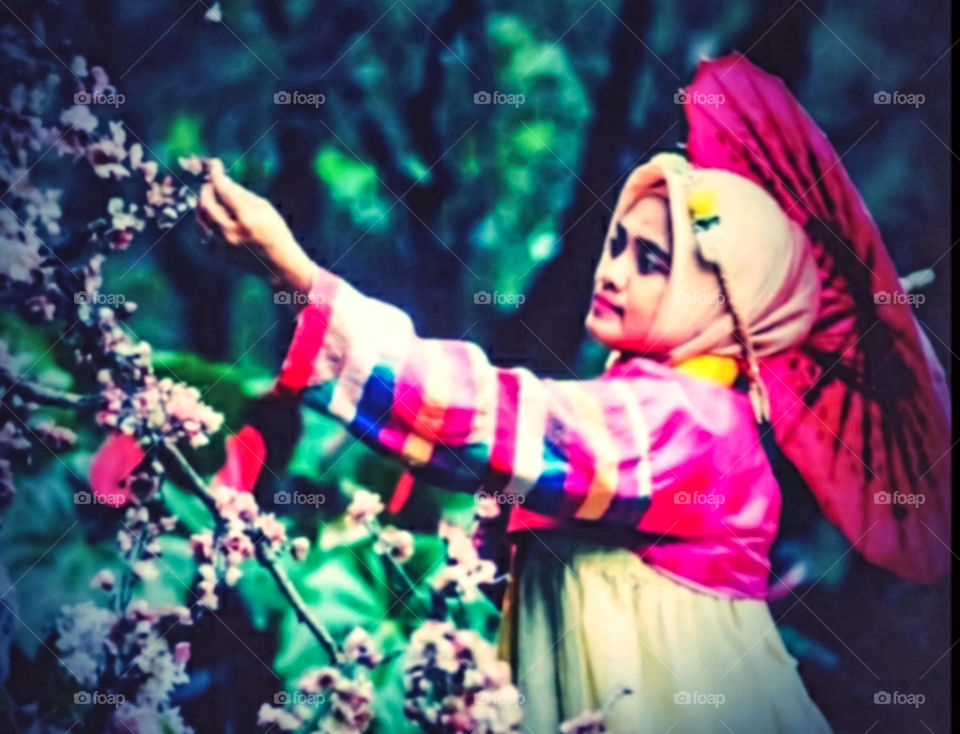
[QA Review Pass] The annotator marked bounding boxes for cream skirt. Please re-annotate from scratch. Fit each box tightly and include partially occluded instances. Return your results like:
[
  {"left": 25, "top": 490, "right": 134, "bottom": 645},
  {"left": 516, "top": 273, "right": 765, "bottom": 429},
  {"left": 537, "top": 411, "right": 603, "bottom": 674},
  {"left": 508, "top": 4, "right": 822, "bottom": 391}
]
[{"left": 498, "top": 535, "right": 832, "bottom": 734}]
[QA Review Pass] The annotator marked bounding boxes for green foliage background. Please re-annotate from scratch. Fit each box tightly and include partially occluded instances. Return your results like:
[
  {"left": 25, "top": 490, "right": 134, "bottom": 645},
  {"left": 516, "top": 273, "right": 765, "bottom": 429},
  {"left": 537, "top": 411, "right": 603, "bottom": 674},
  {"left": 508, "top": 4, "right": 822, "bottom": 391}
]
[{"left": 0, "top": 1, "right": 950, "bottom": 732}]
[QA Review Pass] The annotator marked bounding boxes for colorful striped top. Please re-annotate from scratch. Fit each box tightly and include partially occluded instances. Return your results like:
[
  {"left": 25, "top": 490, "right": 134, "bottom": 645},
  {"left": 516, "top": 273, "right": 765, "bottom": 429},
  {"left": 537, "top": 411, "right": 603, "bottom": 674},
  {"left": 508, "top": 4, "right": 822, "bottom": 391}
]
[{"left": 275, "top": 267, "right": 782, "bottom": 599}]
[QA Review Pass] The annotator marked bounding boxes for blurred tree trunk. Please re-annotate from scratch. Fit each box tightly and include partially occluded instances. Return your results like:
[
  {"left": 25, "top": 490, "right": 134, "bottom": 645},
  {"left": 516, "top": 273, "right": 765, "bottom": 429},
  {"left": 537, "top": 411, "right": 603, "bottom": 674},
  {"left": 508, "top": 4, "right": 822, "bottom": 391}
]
[{"left": 488, "top": 0, "right": 653, "bottom": 374}]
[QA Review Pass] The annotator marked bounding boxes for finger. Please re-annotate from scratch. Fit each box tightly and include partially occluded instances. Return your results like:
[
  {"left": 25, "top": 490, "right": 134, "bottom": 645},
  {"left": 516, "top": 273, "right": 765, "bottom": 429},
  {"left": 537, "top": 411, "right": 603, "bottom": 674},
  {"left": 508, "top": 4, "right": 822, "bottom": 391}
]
[
  {"left": 195, "top": 204, "right": 212, "bottom": 233},
  {"left": 199, "top": 183, "right": 237, "bottom": 233},
  {"left": 210, "top": 161, "right": 251, "bottom": 216}
]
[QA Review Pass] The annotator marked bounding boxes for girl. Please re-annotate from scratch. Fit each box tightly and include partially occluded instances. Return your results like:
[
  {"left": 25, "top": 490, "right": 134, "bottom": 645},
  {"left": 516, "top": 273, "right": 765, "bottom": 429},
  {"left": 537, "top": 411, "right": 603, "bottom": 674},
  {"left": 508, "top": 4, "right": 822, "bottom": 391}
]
[{"left": 197, "top": 55, "right": 950, "bottom": 733}]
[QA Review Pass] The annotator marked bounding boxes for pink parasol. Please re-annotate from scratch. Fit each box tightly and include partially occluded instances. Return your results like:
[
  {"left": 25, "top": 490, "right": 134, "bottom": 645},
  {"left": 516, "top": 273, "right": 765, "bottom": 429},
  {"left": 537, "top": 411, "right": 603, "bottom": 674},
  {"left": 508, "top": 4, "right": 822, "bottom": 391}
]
[{"left": 682, "top": 53, "right": 951, "bottom": 583}]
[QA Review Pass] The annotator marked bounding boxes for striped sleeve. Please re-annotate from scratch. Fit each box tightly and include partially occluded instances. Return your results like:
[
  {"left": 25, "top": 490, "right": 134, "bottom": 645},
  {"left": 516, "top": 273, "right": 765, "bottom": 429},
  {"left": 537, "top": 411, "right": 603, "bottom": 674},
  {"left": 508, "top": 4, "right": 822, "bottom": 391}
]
[{"left": 274, "top": 267, "right": 654, "bottom": 525}]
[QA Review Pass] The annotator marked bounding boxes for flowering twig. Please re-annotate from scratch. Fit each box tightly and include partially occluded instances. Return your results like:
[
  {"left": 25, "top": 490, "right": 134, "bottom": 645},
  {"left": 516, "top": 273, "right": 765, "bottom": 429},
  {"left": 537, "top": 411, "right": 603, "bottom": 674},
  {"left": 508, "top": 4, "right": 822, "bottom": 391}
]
[
  {"left": 0, "top": 370, "right": 342, "bottom": 665},
  {"left": 158, "top": 442, "right": 341, "bottom": 664},
  {"left": 0, "top": 369, "right": 101, "bottom": 408},
  {"left": 255, "top": 542, "right": 341, "bottom": 664}
]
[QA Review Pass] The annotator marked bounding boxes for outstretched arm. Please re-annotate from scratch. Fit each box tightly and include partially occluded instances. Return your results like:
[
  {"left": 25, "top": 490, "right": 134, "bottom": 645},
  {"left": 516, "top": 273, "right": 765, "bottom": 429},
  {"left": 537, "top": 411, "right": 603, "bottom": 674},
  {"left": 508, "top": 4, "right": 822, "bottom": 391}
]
[
  {"left": 274, "top": 265, "right": 655, "bottom": 526},
  {"left": 197, "top": 161, "right": 654, "bottom": 526}
]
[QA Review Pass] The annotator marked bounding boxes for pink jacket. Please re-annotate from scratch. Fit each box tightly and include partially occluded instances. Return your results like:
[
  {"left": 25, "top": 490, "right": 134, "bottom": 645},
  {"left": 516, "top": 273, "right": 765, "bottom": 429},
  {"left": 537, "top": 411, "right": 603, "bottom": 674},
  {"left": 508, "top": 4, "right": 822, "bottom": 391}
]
[{"left": 275, "top": 269, "right": 781, "bottom": 600}]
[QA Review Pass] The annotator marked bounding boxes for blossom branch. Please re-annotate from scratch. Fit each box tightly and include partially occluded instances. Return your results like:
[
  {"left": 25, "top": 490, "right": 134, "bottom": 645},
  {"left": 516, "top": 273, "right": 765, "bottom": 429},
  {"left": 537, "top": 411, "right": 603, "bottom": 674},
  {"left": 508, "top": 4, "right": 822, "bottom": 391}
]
[
  {"left": 0, "top": 369, "right": 101, "bottom": 408},
  {"left": 0, "top": 371, "right": 341, "bottom": 665},
  {"left": 158, "top": 442, "right": 340, "bottom": 664}
]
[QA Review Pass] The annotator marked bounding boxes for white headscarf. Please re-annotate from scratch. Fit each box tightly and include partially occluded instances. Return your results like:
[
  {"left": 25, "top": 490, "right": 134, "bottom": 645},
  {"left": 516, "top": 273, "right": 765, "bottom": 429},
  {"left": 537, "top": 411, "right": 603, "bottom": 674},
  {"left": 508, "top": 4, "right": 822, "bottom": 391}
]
[{"left": 606, "top": 153, "right": 821, "bottom": 420}]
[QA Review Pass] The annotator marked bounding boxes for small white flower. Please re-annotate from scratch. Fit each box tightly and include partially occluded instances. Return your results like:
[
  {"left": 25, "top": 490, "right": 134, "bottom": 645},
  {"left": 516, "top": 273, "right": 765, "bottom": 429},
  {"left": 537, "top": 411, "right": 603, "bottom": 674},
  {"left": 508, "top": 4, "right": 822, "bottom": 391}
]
[{"left": 345, "top": 488, "right": 384, "bottom": 527}]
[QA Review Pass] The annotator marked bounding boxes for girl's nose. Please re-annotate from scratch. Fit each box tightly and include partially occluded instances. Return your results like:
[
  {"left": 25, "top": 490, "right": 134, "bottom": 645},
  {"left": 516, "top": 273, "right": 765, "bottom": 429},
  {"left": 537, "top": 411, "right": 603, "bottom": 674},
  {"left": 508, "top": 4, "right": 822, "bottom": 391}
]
[{"left": 597, "top": 252, "right": 630, "bottom": 291}]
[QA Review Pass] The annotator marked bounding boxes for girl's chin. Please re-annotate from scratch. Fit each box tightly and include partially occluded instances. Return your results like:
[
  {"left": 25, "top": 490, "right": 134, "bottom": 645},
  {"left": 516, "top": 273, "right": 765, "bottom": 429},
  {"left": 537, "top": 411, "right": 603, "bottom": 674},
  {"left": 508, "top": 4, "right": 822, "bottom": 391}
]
[{"left": 585, "top": 317, "right": 627, "bottom": 350}]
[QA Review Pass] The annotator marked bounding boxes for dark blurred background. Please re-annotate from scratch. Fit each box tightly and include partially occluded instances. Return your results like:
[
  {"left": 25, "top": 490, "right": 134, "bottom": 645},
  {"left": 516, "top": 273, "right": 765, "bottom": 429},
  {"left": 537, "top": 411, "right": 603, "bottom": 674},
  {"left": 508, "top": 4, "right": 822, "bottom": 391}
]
[{"left": 0, "top": 1, "right": 950, "bottom": 733}]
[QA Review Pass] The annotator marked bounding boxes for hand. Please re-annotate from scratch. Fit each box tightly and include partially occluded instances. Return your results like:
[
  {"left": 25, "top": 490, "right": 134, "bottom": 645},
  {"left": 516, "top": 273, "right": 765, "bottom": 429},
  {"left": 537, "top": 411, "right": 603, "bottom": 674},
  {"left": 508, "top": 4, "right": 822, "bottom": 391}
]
[{"left": 197, "top": 159, "right": 316, "bottom": 293}]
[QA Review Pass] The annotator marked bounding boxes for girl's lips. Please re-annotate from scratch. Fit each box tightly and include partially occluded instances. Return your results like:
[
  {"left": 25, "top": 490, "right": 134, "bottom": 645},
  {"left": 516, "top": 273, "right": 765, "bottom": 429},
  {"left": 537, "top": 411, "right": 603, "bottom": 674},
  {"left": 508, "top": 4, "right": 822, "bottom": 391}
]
[{"left": 591, "top": 293, "right": 624, "bottom": 317}]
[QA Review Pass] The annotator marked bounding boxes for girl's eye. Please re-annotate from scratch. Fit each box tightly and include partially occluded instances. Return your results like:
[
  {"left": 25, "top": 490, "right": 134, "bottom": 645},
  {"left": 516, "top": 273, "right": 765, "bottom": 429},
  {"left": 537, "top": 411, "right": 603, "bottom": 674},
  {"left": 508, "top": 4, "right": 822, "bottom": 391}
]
[
  {"left": 609, "top": 222, "right": 629, "bottom": 258},
  {"left": 636, "top": 237, "right": 670, "bottom": 276}
]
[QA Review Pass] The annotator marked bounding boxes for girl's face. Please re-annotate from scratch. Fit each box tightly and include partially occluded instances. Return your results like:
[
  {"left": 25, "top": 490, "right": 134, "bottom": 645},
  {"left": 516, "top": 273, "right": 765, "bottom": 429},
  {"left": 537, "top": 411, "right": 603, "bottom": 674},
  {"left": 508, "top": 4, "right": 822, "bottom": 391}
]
[{"left": 585, "top": 195, "right": 672, "bottom": 352}]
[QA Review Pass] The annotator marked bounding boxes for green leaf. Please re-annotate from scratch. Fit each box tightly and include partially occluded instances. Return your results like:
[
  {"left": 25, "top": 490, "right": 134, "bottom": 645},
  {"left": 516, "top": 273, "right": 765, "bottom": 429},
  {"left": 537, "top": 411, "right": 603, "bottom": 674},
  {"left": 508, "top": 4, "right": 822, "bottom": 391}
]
[{"left": 313, "top": 147, "right": 391, "bottom": 230}]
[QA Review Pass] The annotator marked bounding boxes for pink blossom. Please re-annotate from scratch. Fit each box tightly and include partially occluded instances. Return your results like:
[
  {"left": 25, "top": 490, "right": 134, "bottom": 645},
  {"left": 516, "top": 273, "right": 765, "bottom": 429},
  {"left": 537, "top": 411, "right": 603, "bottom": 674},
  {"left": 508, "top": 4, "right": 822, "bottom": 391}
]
[
  {"left": 90, "top": 65, "right": 112, "bottom": 96},
  {"left": 345, "top": 488, "right": 384, "bottom": 527},
  {"left": 257, "top": 704, "right": 302, "bottom": 732},
  {"left": 373, "top": 525, "right": 414, "bottom": 563},
  {"left": 190, "top": 532, "right": 213, "bottom": 561},
  {"left": 90, "top": 569, "right": 116, "bottom": 591},
  {"left": 59, "top": 104, "right": 98, "bottom": 134},
  {"left": 145, "top": 175, "right": 175, "bottom": 209},
  {"left": 405, "top": 620, "right": 521, "bottom": 733},
  {"left": 298, "top": 666, "right": 341, "bottom": 693},
  {"left": 197, "top": 563, "right": 219, "bottom": 609},
  {"left": 0, "top": 208, "right": 45, "bottom": 284},
  {"left": 290, "top": 536, "right": 310, "bottom": 561},
  {"left": 132, "top": 560, "right": 159, "bottom": 581},
  {"left": 87, "top": 121, "right": 129, "bottom": 179},
  {"left": 128, "top": 143, "right": 158, "bottom": 182},
  {"left": 173, "top": 642, "right": 190, "bottom": 663},
  {"left": 343, "top": 627, "right": 382, "bottom": 668}
]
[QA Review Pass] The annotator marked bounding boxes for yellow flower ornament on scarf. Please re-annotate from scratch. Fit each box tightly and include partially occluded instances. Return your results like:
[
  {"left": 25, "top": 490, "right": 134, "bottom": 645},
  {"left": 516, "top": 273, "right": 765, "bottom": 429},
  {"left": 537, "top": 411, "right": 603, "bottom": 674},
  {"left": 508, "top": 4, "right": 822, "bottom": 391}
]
[{"left": 688, "top": 187, "right": 720, "bottom": 233}]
